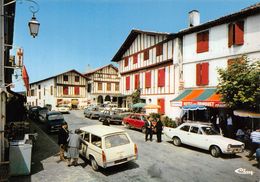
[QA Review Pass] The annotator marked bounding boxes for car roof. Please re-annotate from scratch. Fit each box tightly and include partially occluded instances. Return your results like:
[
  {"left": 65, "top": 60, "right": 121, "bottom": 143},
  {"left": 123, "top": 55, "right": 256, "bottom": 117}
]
[
  {"left": 47, "top": 111, "right": 62, "bottom": 115},
  {"left": 80, "top": 125, "right": 126, "bottom": 137},
  {"left": 181, "top": 122, "right": 212, "bottom": 127}
]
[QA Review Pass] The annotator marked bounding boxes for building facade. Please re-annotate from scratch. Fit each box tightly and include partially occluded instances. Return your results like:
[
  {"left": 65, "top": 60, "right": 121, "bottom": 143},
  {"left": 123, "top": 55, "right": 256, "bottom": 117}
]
[
  {"left": 27, "top": 70, "right": 88, "bottom": 109},
  {"left": 84, "top": 64, "right": 120, "bottom": 105},
  {"left": 112, "top": 30, "right": 182, "bottom": 118}
]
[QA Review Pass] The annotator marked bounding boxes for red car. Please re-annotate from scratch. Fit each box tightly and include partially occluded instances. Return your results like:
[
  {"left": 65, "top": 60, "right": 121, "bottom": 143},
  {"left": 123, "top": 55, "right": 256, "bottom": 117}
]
[{"left": 123, "top": 114, "right": 148, "bottom": 133}]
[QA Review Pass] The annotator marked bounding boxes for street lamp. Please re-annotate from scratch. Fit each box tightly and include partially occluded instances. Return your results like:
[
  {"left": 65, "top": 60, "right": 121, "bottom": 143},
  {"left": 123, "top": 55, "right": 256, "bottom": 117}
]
[{"left": 28, "top": 14, "right": 40, "bottom": 38}]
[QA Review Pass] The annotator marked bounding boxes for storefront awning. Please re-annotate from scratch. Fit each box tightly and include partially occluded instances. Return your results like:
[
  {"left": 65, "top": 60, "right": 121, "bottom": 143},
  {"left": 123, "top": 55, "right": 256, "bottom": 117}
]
[
  {"left": 182, "top": 104, "right": 207, "bottom": 111},
  {"left": 233, "top": 110, "right": 260, "bottom": 119},
  {"left": 170, "top": 88, "right": 225, "bottom": 108}
]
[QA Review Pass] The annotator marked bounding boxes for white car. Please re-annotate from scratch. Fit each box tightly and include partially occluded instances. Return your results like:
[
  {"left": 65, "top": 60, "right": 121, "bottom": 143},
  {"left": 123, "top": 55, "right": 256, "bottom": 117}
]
[
  {"left": 78, "top": 125, "right": 138, "bottom": 171},
  {"left": 56, "top": 105, "right": 70, "bottom": 113},
  {"left": 163, "top": 122, "right": 245, "bottom": 157}
]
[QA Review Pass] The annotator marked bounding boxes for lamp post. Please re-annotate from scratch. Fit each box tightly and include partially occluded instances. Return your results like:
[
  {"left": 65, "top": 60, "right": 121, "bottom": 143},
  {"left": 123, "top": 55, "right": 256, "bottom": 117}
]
[{"left": 0, "top": 0, "right": 40, "bottom": 163}]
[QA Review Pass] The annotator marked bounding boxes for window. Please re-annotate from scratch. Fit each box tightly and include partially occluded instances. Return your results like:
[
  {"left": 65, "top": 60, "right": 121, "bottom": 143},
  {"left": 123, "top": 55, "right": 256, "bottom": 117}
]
[
  {"left": 126, "top": 76, "right": 130, "bottom": 90},
  {"left": 157, "top": 98, "right": 165, "bottom": 114},
  {"left": 227, "top": 57, "right": 244, "bottom": 68},
  {"left": 180, "top": 125, "right": 190, "bottom": 132},
  {"left": 158, "top": 68, "right": 165, "bottom": 87},
  {"left": 190, "top": 126, "right": 199, "bottom": 134},
  {"left": 74, "top": 86, "right": 80, "bottom": 95},
  {"left": 115, "top": 83, "right": 119, "bottom": 91},
  {"left": 197, "top": 31, "right": 209, "bottom": 53},
  {"left": 39, "top": 91, "right": 41, "bottom": 99},
  {"left": 31, "top": 89, "right": 34, "bottom": 96},
  {"left": 91, "top": 134, "right": 102, "bottom": 148},
  {"left": 63, "top": 86, "right": 68, "bottom": 95},
  {"left": 38, "top": 85, "right": 41, "bottom": 89},
  {"left": 196, "top": 62, "right": 209, "bottom": 86},
  {"left": 228, "top": 21, "right": 244, "bottom": 47},
  {"left": 107, "top": 83, "right": 111, "bottom": 91},
  {"left": 133, "top": 54, "right": 138, "bottom": 64},
  {"left": 98, "top": 83, "right": 102, "bottom": 91},
  {"left": 134, "top": 74, "right": 139, "bottom": 89},
  {"left": 50, "top": 86, "right": 53, "bottom": 95},
  {"left": 156, "top": 44, "right": 163, "bottom": 56},
  {"left": 84, "top": 133, "right": 90, "bottom": 142},
  {"left": 145, "top": 71, "right": 151, "bottom": 88},
  {"left": 124, "top": 57, "right": 129, "bottom": 67},
  {"left": 63, "top": 75, "right": 68, "bottom": 82},
  {"left": 75, "top": 76, "right": 80, "bottom": 82},
  {"left": 87, "top": 83, "right": 92, "bottom": 93},
  {"left": 44, "top": 88, "right": 46, "bottom": 96},
  {"left": 105, "top": 134, "right": 130, "bottom": 149},
  {"left": 144, "top": 50, "right": 149, "bottom": 60}
]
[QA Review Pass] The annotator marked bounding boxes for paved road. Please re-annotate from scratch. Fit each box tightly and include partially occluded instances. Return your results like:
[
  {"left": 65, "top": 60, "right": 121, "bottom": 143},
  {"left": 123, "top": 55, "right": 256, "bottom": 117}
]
[{"left": 12, "top": 110, "right": 260, "bottom": 182}]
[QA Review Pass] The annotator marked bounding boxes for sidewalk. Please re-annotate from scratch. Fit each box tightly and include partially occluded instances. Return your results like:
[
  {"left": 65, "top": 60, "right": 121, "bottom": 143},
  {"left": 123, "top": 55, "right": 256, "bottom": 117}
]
[{"left": 9, "top": 122, "right": 94, "bottom": 182}]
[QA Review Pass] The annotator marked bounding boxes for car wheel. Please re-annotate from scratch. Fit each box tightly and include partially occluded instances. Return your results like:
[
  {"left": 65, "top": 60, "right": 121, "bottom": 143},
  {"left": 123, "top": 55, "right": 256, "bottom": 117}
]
[
  {"left": 210, "top": 146, "right": 221, "bottom": 158},
  {"left": 90, "top": 157, "right": 99, "bottom": 171},
  {"left": 141, "top": 126, "right": 146, "bottom": 133},
  {"left": 90, "top": 115, "right": 93, "bottom": 119},
  {"left": 107, "top": 118, "right": 111, "bottom": 124},
  {"left": 172, "top": 137, "right": 181, "bottom": 146}
]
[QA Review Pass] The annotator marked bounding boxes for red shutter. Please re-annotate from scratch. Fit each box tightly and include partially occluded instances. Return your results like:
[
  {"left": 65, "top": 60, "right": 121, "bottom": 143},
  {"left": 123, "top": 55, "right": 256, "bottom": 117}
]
[
  {"left": 234, "top": 21, "right": 244, "bottom": 45},
  {"left": 158, "top": 68, "right": 165, "bottom": 87},
  {"left": 124, "top": 57, "right": 129, "bottom": 67},
  {"left": 63, "top": 86, "right": 68, "bottom": 95},
  {"left": 144, "top": 50, "right": 149, "bottom": 60},
  {"left": 196, "top": 63, "right": 202, "bottom": 86},
  {"left": 197, "top": 31, "right": 209, "bottom": 53},
  {"left": 156, "top": 44, "right": 163, "bottom": 56},
  {"left": 134, "top": 74, "right": 139, "bottom": 89},
  {"left": 74, "top": 86, "right": 80, "bottom": 95},
  {"left": 157, "top": 98, "right": 165, "bottom": 114},
  {"left": 228, "top": 23, "right": 234, "bottom": 47},
  {"left": 201, "top": 62, "right": 209, "bottom": 85},
  {"left": 145, "top": 71, "right": 151, "bottom": 88},
  {"left": 133, "top": 54, "right": 138, "bottom": 64},
  {"left": 126, "top": 76, "right": 130, "bottom": 90}
]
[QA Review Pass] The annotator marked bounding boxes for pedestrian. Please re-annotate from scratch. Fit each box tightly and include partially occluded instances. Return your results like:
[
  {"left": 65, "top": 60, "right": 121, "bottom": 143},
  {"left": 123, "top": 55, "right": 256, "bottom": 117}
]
[
  {"left": 215, "top": 115, "right": 220, "bottom": 132},
  {"left": 103, "top": 118, "right": 110, "bottom": 126},
  {"left": 247, "top": 129, "right": 260, "bottom": 160},
  {"left": 226, "top": 114, "right": 233, "bottom": 138},
  {"left": 67, "top": 129, "right": 82, "bottom": 166},
  {"left": 58, "top": 122, "right": 69, "bottom": 161},
  {"left": 235, "top": 128, "right": 245, "bottom": 141},
  {"left": 156, "top": 116, "right": 163, "bottom": 143},
  {"left": 145, "top": 116, "right": 153, "bottom": 141}
]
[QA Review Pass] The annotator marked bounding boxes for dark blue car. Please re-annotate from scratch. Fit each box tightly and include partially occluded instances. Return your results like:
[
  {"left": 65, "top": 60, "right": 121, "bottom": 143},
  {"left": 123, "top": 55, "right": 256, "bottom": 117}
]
[{"left": 46, "top": 111, "right": 65, "bottom": 133}]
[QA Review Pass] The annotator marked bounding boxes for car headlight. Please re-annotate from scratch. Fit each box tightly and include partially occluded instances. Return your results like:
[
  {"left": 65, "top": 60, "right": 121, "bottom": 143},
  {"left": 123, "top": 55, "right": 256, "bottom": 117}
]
[
  {"left": 241, "top": 144, "right": 245, "bottom": 149},
  {"left": 227, "top": 144, "right": 231, "bottom": 149}
]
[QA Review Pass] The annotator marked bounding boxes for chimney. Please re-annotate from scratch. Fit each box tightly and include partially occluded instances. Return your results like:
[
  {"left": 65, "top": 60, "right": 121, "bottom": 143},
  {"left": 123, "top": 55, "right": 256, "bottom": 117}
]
[{"left": 189, "top": 10, "right": 200, "bottom": 27}]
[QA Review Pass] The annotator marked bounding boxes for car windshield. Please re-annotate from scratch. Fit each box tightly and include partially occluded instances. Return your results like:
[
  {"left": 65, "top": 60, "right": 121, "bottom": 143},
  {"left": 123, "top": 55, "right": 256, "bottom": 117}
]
[
  {"left": 48, "top": 114, "right": 64, "bottom": 121},
  {"left": 201, "top": 126, "right": 220, "bottom": 135},
  {"left": 105, "top": 134, "right": 130, "bottom": 149}
]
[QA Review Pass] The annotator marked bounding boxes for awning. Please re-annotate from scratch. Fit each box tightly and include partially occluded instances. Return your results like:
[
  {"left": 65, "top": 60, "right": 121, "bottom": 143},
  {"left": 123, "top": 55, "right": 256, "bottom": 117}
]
[
  {"left": 182, "top": 104, "right": 207, "bottom": 111},
  {"left": 233, "top": 110, "right": 260, "bottom": 119},
  {"left": 170, "top": 88, "right": 225, "bottom": 108}
]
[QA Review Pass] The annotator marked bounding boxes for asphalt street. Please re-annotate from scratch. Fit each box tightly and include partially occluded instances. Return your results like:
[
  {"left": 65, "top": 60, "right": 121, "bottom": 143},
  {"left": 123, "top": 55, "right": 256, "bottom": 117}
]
[{"left": 11, "top": 110, "right": 260, "bottom": 182}]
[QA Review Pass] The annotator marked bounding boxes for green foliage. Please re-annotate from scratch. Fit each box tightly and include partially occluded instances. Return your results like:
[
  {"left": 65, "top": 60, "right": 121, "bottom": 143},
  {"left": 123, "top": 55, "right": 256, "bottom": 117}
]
[
  {"left": 162, "top": 116, "right": 177, "bottom": 128},
  {"left": 131, "top": 89, "right": 141, "bottom": 104},
  {"left": 217, "top": 56, "right": 260, "bottom": 111},
  {"left": 149, "top": 113, "right": 161, "bottom": 120}
]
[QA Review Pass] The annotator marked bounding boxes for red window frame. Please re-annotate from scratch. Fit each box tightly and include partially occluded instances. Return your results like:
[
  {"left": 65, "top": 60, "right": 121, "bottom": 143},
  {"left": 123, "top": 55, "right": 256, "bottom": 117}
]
[
  {"left": 196, "top": 62, "right": 209, "bottom": 86},
  {"left": 75, "top": 76, "right": 80, "bottom": 82},
  {"left": 74, "top": 86, "right": 80, "bottom": 95},
  {"left": 63, "top": 86, "right": 68, "bottom": 95},
  {"left": 133, "top": 54, "right": 138, "bottom": 64},
  {"left": 126, "top": 76, "right": 130, "bottom": 90},
  {"left": 144, "top": 50, "right": 149, "bottom": 60},
  {"left": 124, "top": 57, "right": 129, "bottom": 67},
  {"left": 158, "top": 68, "right": 165, "bottom": 87},
  {"left": 228, "top": 21, "right": 244, "bottom": 47},
  {"left": 157, "top": 98, "right": 165, "bottom": 114},
  {"left": 134, "top": 74, "right": 139, "bottom": 89},
  {"left": 156, "top": 44, "right": 163, "bottom": 56},
  {"left": 197, "top": 31, "right": 209, "bottom": 53},
  {"left": 145, "top": 71, "right": 151, "bottom": 88},
  {"left": 63, "top": 75, "right": 68, "bottom": 82}
]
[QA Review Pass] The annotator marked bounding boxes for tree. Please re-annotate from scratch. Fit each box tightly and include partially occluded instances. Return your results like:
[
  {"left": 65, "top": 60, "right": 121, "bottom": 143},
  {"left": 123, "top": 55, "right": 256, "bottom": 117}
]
[
  {"left": 217, "top": 56, "right": 260, "bottom": 111},
  {"left": 131, "top": 88, "right": 141, "bottom": 104}
]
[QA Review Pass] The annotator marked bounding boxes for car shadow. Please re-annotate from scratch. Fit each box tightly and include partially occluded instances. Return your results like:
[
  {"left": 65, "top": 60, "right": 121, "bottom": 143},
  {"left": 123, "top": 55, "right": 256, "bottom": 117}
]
[{"left": 167, "top": 141, "right": 242, "bottom": 159}]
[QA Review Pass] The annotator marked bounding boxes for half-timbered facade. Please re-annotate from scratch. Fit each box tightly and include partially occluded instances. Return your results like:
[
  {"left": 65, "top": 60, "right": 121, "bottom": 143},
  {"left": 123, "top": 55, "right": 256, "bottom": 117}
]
[
  {"left": 84, "top": 64, "right": 120, "bottom": 105},
  {"left": 112, "top": 30, "right": 182, "bottom": 118},
  {"left": 27, "top": 70, "right": 88, "bottom": 109}
]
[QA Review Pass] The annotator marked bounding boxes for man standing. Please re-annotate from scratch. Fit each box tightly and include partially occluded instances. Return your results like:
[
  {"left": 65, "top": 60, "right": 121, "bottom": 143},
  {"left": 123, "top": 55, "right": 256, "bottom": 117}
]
[
  {"left": 248, "top": 129, "right": 260, "bottom": 160},
  {"left": 145, "top": 116, "right": 153, "bottom": 142},
  {"left": 226, "top": 114, "right": 233, "bottom": 138},
  {"left": 58, "top": 122, "right": 69, "bottom": 161},
  {"left": 67, "top": 129, "right": 82, "bottom": 166},
  {"left": 156, "top": 116, "right": 163, "bottom": 143}
]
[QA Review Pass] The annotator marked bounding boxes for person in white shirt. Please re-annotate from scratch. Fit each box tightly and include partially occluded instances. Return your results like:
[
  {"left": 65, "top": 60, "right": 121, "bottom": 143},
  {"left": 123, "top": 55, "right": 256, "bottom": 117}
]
[
  {"left": 248, "top": 129, "right": 260, "bottom": 160},
  {"left": 226, "top": 114, "right": 233, "bottom": 138}
]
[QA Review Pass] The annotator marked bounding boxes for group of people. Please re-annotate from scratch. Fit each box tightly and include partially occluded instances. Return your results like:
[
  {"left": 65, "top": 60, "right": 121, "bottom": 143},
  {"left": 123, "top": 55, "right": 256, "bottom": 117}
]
[
  {"left": 145, "top": 115, "right": 163, "bottom": 143},
  {"left": 58, "top": 122, "right": 82, "bottom": 167}
]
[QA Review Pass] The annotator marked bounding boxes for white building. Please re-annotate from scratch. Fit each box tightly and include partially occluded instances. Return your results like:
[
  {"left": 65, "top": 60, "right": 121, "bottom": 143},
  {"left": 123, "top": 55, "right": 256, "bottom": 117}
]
[
  {"left": 27, "top": 69, "right": 88, "bottom": 110},
  {"left": 111, "top": 30, "right": 182, "bottom": 118}
]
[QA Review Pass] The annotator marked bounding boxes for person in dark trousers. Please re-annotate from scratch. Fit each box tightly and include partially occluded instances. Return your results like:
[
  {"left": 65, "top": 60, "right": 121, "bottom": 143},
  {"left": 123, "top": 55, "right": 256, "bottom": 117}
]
[
  {"left": 145, "top": 116, "right": 153, "bottom": 141},
  {"left": 58, "top": 122, "right": 69, "bottom": 161},
  {"left": 156, "top": 116, "right": 163, "bottom": 143}
]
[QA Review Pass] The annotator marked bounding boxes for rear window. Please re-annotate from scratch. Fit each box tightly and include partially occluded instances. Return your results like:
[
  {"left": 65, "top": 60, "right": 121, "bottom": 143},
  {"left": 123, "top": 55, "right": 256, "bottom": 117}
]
[
  {"left": 105, "top": 134, "right": 130, "bottom": 149},
  {"left": 48, "top": 114, "right": 64, "bottom": 120}
]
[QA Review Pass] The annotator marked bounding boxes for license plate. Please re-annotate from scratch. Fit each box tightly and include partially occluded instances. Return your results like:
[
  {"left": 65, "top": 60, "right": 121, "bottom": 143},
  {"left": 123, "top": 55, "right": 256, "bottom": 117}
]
[{"left": 114, "top": 158, "right": 127, "bottom": 164}]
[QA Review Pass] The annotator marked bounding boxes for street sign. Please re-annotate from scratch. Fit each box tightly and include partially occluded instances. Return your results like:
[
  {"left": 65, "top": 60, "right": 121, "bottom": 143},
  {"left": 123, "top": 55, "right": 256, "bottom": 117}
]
[{"left": 16, "top": 48, "right": 23, "bottom": 67}]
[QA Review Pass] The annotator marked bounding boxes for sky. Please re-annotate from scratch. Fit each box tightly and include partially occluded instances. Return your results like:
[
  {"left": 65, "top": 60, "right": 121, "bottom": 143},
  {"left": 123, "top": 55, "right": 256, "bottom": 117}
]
[{"left": 11, "top": 0, "right": 260, "bottom": 91}]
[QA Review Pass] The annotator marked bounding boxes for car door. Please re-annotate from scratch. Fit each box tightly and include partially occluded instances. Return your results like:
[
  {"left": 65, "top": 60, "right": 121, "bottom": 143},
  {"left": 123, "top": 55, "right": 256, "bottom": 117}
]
[
  {"left": 188, "top": 126, "right": 204, "bottom": 148},
  {"left": 81, "top": 132, "right": 90, "bottom": 157},
  {"left": 178, "top": 125, "right": 190, "bottom": 144}
]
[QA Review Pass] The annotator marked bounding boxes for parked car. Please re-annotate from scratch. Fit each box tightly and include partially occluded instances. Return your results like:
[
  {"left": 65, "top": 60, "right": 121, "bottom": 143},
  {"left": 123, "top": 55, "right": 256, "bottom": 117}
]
[
  {"left": 123, "top": 113, "right": 148, "bottom": 133},
  {"left": 45, "top": 111, "right": 65, "bottom": 133},
  {"left": 78, "top": 125, "right": 138, "bottom": 171},
  {"left": 99, "top": 110, "right": 132, "bottom": 125},
  {"left": 38, "top": 107, "right": 49, "bottom": 123},
  {"left": 84, "top": 107, "right": 102, "bottom": 119},
  {"left": 56, "top": 104, "right": 70, "bottom": 113},
  {"left": 28, "top": 106, "right": 41, "bottom": 121},
  {"left": 163, "top": 122, "right": 245, "bottom": 157}
]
